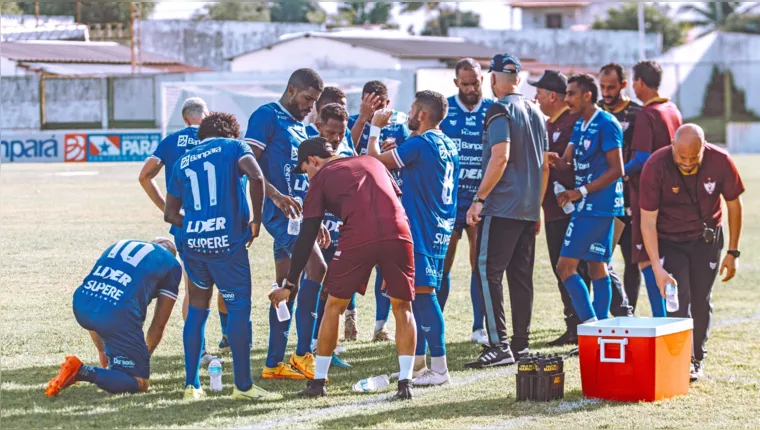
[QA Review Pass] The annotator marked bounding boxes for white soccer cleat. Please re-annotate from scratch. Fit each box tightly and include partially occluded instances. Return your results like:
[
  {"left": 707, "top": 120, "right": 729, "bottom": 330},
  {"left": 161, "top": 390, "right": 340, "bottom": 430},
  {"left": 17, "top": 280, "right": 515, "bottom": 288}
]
[
  {"left": 183, "top": 385, "right": 206, "bottom": 400},
  {"left": 412, "top": 369, "right": 451, "bottom": 386},
  {"left": 390, "top": 366, "right": 428, "bottom": 380},
  {"left": 471, "top": 329, "right": 489, "bottom": 346}
]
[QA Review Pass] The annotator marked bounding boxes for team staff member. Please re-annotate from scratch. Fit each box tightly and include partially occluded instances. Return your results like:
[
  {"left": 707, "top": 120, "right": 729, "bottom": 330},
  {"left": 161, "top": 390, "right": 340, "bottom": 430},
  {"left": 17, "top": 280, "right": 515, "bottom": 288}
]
[
  {"left": 245, "top": 68, "right": 327, "bottom": 380},
  {"left": 138, "top": 98, "right": 230, "bottom": 354},
  {"left": 531, "top": 70, "right": 587, "bottom": 346},
  {"left": 277, "top": 138, "right": 418, "bottom": 400},
  {"left": 639, "top": 124, "right": 744, "bottom": 381},
  {"left": 348, "top": 80, "right": 410, "bottom": 342},
  {"left": 46, "top": 238, "right": 181, "bottom": 397},
  {"left": 554, "top": 74, "right": 625, "bottom": 329},
  {"left": 628, "top": 60, "right": 683, "bottom": 317},
  {"left": 599, "top": 63, "right": 641, "bottom": 315},
  {"left": 439, "top": 58, "right": 494, "bottom": 346},
  {"left": 465, "top": 54, "right": 549, "bottom": 368}
]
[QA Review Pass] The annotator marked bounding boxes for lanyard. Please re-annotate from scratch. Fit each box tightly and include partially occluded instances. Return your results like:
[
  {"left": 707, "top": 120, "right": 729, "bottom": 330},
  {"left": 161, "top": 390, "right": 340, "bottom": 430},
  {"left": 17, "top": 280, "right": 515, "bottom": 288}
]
[{"left": 672, "top": 157, "right": 705, "bottom": 225}]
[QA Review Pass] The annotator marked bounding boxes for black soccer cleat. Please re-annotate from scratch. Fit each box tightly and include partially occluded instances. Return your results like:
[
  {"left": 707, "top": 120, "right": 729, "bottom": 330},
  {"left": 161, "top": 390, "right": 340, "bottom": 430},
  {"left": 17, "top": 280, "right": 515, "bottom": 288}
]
[
  {"left": 298, "top": 378, "right": 327, "bottom": 397},
  {"left": 547, "top": 330, "right": 578, "bottom": 347},
  {"left": 392, "top": 379, "right": 413, "bottom": 401},
  {"left": 464, "top": 345, "right": 516, "bottom": 369}
]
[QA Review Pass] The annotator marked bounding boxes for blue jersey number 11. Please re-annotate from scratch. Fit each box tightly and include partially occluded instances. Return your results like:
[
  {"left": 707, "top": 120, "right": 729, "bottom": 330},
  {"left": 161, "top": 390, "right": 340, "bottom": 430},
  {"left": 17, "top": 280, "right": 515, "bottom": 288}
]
[{"left": 185, "top": 162, "right": 217, "bottom": 211}]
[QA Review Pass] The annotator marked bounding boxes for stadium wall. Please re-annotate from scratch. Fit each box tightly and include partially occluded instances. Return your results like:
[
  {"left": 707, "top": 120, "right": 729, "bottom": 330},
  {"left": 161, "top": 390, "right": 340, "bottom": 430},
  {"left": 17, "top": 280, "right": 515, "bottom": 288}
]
[
  {"left": 449, "top": 27, "right": 662, "bottom": 66},
  {"left": 140, "top": 20, "right": 323, "bottom": 71}
]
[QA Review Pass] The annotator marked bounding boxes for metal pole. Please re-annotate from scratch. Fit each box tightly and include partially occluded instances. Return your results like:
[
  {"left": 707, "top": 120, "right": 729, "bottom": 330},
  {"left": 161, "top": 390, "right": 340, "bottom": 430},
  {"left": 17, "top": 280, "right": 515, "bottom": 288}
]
[
  {"left": 76, "top": 2, "right": 81, "bottom": 24},
  {"left": 130, "top": 2, "right": 135, "bottom": 74},
  {"left": 35, "top": 0, "right": 39, "bottom": 27},
  {"left": 455, "top": 1, "right": 461, "bottom": 27},
  {"left": 637, "top": 2, "right": 646, "bottom": 60}
]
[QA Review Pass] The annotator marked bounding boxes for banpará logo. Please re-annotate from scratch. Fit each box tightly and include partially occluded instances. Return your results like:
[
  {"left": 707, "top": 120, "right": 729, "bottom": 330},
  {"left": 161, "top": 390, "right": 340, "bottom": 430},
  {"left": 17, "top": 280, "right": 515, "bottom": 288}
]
[
  {"left": 112, "top": 356, "right": 136, "bottom": 368},
  {"left": 180, "top": 146, "right": 221, "bottom": 169}
]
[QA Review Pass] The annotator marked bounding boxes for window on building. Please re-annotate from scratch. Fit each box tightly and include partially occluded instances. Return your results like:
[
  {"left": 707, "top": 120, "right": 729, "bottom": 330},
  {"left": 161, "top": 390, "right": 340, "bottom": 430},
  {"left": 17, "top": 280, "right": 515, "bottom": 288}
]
[{"left": 546, "top": 13, "right": 563, "bottom": 29}]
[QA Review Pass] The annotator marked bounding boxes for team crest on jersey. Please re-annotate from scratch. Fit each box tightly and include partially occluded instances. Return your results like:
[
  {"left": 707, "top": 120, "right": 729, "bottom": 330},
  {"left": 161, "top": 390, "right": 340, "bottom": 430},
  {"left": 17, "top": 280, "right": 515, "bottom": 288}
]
[
  {"left": 466, "top": 116, "right": 477, "bottom": 127},
  {"left": 583, "top": 139, "right": 591, "bottom": 151},
  {"left": 449, "top": 119, "right": 457, "bottom": 126},
  {"left": 291, "top": 146, "right": 298, "bottom": 161},
  {"left": 621, "top": 121, "right": 630, "bottom": 131},
  {"left": 709, "top": 262, "right": 717, "bottom": 270},
  {"left": 704, "top": 179, "right": 716, "bottom": 195},
  {"left": 553, "top": 131, "right": 561, "bottom": 142},
  {"left": 672, "top": 186, "right": 680, "bottom": 194},
  {"left": 178, "top": 135, "right": 188, "bottom": 147}
]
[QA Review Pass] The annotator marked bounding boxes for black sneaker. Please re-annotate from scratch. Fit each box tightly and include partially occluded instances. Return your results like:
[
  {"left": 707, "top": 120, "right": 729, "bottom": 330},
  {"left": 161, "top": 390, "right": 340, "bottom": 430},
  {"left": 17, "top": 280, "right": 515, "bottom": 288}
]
[
  {"left": 464, "top": 345, "right": 515, "bottom": 369},
  {"left": 548, "top": 330, "right": 578, "bottom": 347},
  {"left": 298, "top": 378, "right": 327, "bottom": 397},
  {"left": 511, "top": 346, "right": 530, "bottom": 361},
  {"left": 690, "top": 359, "right": 704, "bottom": 382},
  {"left": 392, "top": 379, "right": 413, "bottom": 400}
]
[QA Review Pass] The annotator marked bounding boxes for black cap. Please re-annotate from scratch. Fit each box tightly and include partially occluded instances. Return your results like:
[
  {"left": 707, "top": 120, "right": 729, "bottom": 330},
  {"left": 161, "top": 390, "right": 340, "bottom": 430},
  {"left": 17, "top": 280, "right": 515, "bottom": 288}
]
[
  {"left": 528, "top": 70, "right": 568, "bottom": 95},
  {"left": 489, "top": 53, "right": 521, "bottom": 73},
  {"left": 292, "top": 137, "right": 332, "bottom": 174}
]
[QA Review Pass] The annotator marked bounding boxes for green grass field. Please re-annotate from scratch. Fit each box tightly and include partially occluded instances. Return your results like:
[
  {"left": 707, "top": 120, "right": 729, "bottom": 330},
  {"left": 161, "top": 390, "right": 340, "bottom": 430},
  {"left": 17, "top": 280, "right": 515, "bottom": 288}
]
[{"left": 1, "top": 160, "right": 759, "bottom": 429}]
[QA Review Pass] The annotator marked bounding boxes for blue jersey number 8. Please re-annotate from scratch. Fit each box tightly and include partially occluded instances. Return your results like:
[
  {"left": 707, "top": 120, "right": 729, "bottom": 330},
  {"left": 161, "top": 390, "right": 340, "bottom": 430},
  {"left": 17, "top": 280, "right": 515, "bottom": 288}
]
[{"left": 442, "top": 162, "right": 454, "bottom": 205}]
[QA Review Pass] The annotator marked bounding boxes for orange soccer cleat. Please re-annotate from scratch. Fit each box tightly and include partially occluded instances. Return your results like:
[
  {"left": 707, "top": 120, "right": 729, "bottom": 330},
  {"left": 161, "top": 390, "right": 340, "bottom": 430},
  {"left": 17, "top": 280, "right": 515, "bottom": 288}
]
[{"left": 45, "top": 356, "right": 83, "bottom": 397}]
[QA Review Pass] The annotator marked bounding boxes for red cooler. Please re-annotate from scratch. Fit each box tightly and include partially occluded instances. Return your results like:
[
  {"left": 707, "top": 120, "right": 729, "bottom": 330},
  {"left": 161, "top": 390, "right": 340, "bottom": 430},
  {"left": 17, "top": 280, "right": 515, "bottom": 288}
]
[{"left": 577, "top": 317, "right": 693, "bottom": 402}]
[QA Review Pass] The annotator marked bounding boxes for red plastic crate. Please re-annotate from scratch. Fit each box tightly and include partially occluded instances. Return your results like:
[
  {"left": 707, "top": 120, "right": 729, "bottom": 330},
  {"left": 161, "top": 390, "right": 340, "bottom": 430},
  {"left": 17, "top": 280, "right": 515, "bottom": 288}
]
[{"left": 577, "top": 317, "right": 693, "bottom": 402}]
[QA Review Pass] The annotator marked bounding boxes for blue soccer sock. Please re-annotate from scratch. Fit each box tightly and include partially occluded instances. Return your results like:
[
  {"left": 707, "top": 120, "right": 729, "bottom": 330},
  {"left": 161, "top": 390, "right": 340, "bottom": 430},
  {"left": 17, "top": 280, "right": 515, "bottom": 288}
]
[
  {"left": 313, "top": 297, "right": 327, "bottom": 342},
  {"left": 563, "top": 274, "right": 596, "bottom": 322},
  {"left": 374, "top": 268, "right": 391, "bottom": 322},
  {"left": 642, "top": 265, "right": 666, "bottom": 317},
  {"left": 347, "top": 293, "right": 357, "bottom": 311},
  {"left": 418, "top": 293, "right": 446, "bottom": 358},
  {"left": 412, "top": 297, "right": 428, "bottom": 356},
  {"left": 470, "top": 272, "right": 485, "bottom": 331},
  {"left": 228, "top": 306, "right": 253, "bottom": 391},
  {"left": 77, "top": 366, "right": 139, "bottom": 394},
  {"left": 183, "top": 306, "right": 209, "bottom": 389},
  {"left": 591, "top": 276, "right": 612, "bottom": 320},
  {"left": 219, "top": 311, "right": 229, "bottom": 337},
  {"left": 296, "top": 278, "right": 322, "bottom": 356},
  {"left": 265, "top": 299, "right": 295, "bottom": 368},
  {"left": 439, "top": 272, "right": 451, "bottom": 312}
]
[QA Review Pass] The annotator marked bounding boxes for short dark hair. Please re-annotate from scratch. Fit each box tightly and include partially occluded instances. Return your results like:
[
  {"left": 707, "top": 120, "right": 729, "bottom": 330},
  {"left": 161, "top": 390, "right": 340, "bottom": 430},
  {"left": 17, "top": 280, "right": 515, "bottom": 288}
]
[
  {"left": 633, "top": 60, "right": 663, "bottom": 90},
  {"left": 197, "top": 112, "right": 240, "bottom": 140},
  {"left": 320, "top": 103, "right": 349, "bottom": 124},
  {"left": 455, "top": 58, "right": 481, "bottom": 77},
  {"left": 316, "top": 86, "right": 346, "bottom": 110},
  {"left": 414, "top": 90, "right": 448, "bottom": 125},
  {"left": 362, "top": 80, "right": 388, "bottom": 98},
  {"left": 600, "top": 63, "right": 627, "bottom": 84},
  {"left": 287, "top": 68, "right": 324, "bottom": 92},
  {"left": 568, "top": 74, "right": 599, "bottom": 104}
]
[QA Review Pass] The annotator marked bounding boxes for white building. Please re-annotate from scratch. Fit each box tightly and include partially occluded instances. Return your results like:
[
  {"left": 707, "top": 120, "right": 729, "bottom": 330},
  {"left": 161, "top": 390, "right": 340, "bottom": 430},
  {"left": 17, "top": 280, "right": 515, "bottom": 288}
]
[
  {"left": 510, "top": 1, "right": 614, "bottom": 30},
  {"left": 228, "top": 30, "right": 501, "bottom": 72}
]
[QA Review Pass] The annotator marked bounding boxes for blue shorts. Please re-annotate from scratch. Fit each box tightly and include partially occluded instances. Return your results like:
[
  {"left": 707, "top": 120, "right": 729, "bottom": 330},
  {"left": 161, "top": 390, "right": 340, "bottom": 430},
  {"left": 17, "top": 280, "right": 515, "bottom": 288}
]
[
  {"left": 321, "top": 245, "right": 337, "bottom": 264},
  {"left": 454, "top": 207, "right": 469, "bottom": 234},
  {"left": 181, "top": 245, "right": 252, "bottom": 312},
  {"left": 414, "top": 253, "right": 444, "bottom": 288},
  {"left": 73, "top": 297, "right": 149, "bottom": 379},
  {"left": 264, "top": 217, "right": 297, "bottom": 261},
  {"left": 560, "top": 216, "right": 615, "bottom": 263}
]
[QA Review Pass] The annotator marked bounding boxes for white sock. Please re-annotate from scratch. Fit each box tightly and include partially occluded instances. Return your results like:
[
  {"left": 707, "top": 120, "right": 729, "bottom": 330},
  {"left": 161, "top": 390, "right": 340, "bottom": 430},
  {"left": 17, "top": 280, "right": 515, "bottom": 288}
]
[
  {"left": 375, "top": 320, "right": 387, "bottom": 332},
  {"left": 398, "top": 355, "right": 414, "bottom": 381},
  {"left": 311, "top": 339, "right": 318, "bottom": 353},
  {"left": 414, "top": 355, "right": 427, "bottom": 370},
  {"left": 345, "top": 309, "right": 356, "bottom": 317},
  {"left": 431, "top": 356, "right": 448, "bottom": 374},
  {"left": 314, "top": 355, "right": 331, "bottom": 380}
]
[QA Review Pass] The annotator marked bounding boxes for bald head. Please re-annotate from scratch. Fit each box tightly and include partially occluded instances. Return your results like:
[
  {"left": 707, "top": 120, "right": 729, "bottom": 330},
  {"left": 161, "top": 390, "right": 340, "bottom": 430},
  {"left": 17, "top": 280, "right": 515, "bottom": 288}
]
[
  {"left": 672, "top": 124, "right": 706, "bottom": 174},
  {"left": 152, "top": 237, "right": 177, "bottom": 257},
  {"left": 490, "top": 70, "right": 520, "bottom": 98}
]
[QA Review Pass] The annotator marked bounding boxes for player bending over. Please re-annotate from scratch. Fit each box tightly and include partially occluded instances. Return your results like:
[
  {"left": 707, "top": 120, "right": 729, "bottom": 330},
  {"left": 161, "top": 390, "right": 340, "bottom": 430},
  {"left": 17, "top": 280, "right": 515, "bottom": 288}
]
[{"left": 46, "top": 238, "right": 181, "bottom": 396}]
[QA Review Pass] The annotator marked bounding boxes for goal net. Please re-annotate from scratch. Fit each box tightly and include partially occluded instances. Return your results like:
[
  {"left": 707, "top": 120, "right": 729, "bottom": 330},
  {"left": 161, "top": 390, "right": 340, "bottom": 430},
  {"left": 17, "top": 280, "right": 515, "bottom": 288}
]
[{"left": 159, "top": 78, "right": 402, "bottom": 138}]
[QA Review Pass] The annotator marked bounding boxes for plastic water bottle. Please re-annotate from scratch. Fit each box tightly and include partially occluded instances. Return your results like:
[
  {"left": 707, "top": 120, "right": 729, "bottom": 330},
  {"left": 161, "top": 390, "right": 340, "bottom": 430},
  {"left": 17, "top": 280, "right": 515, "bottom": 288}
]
[
  {"left": 209, "top": 358, "right": 223, "bottom": 392},
  {"left": 287, "top": 197, "right": 303, "bottom": 236},
  {"left": 389, "top": 111, "right": 407, "bottom": 125},
  {"left": 665, "top": 282, "right": 679, "bottom": 313},
  {"left": 272, "top": 283, "right": 291, "bottom": 322},
  {"left": 553, "top": 181, "right": 575, "bottom": 214},
  {"left": 352, "top": 375, "right": 390, "bottom": 392}
]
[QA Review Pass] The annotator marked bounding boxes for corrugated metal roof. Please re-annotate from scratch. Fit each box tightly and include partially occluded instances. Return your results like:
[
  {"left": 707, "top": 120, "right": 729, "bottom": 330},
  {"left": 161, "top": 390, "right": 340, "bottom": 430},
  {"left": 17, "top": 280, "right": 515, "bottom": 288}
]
[
  {"left": 0, "top": 41, "right": 182, "bottom": 64},
  {"left": 233, "top": 32, "right": 502, "bottom": 61},
  {"left": 510, "top": 2, "right": 588, "bottom": 8}
]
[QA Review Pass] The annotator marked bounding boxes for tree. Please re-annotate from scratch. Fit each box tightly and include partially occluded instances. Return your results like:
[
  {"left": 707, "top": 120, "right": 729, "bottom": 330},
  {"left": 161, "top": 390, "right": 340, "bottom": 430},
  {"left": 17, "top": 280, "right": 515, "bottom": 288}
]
[
  {"left": 193, "top": 2, "right": 270, "bottom": 22},
  {"left": 1, "top": 2, "right": 23, "bottom": 15},
  {"left": 422, "top": 7, "right": 479, "bottom": 36},
  {"left": 17, "top": 2, "right": 156, "bottom": 24},
  {"left": 724, "top": 13, "right": 760, "bottom": 34},
  {"left": 677, "top": 2, "right": 760, "bottom": 32},
  {"left": 337, "top": 2, "right": 391, "bottom": 25},
  {"left": 592, "top": 3, "right": 686, "bottom": 52},
  {"left": 700, "top": 65, "right": 758, "bottom": 118},
  {"left": 271, "top": 1, "right": 325, "bottom": 24}
]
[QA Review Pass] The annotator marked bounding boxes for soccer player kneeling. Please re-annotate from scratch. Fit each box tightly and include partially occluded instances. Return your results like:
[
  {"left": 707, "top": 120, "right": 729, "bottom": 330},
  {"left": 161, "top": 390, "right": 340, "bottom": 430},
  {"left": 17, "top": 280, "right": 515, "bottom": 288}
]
[
  {"left": 277, "top": 138, "right": 418, "bottom": 400},
  {"left": 46, "top": 238, "right": 181, "bottom": 396}
]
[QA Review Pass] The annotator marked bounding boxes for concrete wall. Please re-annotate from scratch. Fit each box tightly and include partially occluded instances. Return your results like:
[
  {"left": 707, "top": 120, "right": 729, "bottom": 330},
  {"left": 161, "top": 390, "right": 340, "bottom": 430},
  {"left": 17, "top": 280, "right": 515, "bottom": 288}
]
[
  {"left": 727, "top": 122, "right": 760, "bottom": 153},
  {"left": 0, "top": 76, "right": 40, "bottom": 129},
  {"left": 518, "top": 3, "right": 615, "bottom": 29},
  {"left": 140, "top": 20, "right": 322, "bottom": 71},
  {"left": 450, "top": 27, "right": 662, "bottom": 66}
]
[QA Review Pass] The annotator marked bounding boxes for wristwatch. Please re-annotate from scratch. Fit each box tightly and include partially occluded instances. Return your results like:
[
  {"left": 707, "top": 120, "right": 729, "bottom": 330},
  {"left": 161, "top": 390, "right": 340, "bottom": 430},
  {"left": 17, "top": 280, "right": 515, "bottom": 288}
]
[
  {"left": 281, "top": 279, "right": 296, "bottom": 292},
  {"left": 473, "top": 195, "right": 485, "bottom": 204},
  {"left": 727, "top": 250, "right": 741, "bottom": 259}
]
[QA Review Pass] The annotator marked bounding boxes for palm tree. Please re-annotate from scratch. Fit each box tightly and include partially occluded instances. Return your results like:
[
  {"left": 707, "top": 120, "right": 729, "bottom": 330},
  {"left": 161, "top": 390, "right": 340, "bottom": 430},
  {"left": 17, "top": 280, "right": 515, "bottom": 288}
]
[{"left": 679, "top": 1, "right": 760, "bottom": 34}]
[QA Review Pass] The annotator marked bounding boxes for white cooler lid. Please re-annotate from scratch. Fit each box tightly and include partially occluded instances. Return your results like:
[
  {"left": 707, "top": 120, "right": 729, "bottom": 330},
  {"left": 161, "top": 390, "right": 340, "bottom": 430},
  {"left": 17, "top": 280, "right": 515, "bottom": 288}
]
[{"left": 577, "top": 317, "right": 693, "bottom": 338}]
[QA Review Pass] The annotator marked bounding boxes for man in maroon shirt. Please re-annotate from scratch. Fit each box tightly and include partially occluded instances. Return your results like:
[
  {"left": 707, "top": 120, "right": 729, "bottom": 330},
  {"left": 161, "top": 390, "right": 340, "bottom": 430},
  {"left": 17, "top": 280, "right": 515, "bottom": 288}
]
[
  {"left": 628, "top": 60, "right": 683, "bottom": 318},
  {"left": 640, "top": 124, "right": 744, "bottom": 381},
  {"left": 273, "top": 138, "right": 417, "bottom": 400}
]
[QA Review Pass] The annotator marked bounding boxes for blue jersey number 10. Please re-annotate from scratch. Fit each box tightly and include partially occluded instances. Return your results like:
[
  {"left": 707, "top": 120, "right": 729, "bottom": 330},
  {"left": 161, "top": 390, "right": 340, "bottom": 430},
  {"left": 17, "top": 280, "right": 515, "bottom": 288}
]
[
  {"left": 107, "top": 240, "right": 155, "bottom": 268},
  {"left": 185, "top": 162, "right": 217, "bottom": 211}
]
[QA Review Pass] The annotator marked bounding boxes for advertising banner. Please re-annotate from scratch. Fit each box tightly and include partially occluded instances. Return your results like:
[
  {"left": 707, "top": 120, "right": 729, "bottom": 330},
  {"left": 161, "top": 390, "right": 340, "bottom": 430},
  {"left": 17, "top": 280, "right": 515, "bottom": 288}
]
[
  {"left": 0, "top": 133, "right": 64, "bottom": 163},
  {"left": 87, "top": 132, "right": 161, "bottom": 162},
  {"left": 0, "top": 130, "right": 161, "bottom": 163}
]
